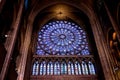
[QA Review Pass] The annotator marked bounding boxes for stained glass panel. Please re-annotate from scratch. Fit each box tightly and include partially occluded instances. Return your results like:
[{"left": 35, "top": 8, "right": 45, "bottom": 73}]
[
  {"left": 36, "top": 21, "right": 90, "bottom": 55},
  {"left": 43, "top": 61, "right": 46, "bottom": 75},
  {"left": 82, "top": 61, "right": 88, "bottom": 75},
  {"left": 61, "top": 61, "right": 67, "bottom": 74},
  {"left": 32, "top": 60, "right": 96, "bottom": 75},
  {"left": 88, "top": 61, "right": 95, "bottom": 75},
  {"left": 32, "top": 61, "right": 39, "bottom": 75},
  {"left": 54, "top": 62, "right": 60, "bottom": 75},
  {"left": 40, "top": 63, "right": 43, "bottom": 75},
  {"left": 32, "top": 20, "right": 96, "bottom": 76}
]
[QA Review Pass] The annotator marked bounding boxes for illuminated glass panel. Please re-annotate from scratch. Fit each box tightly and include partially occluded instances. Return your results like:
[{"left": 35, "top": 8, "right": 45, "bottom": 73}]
[
  {"left": 24, "top": 0, "right": 28, "bottom": 9},
  {"left": 50, "top": 62, "right": 53, "bottom": 75},
  {"left": 61, "top": 61, "right": 67, "bottom": 74},
  {"left": 32, "top": 60, "right": 96, "bottom": 76},
  {"left": 40, "top": 63, "right": 43, "bottom": 75},
  {"left": 75, "top": 62, "right": 78, "bottom": 75},
  {"left": 78, "top": 62, "right": 82, "bottom": 75},
  {"left": 47, "top": 63, "right": 50, "bottom": 75},
  {"left": 54, "top": 62, "right": 60, "bottom": 75},
  {"left": 71, "top": 62, "right": 74, "bottom": 75},
  {"left": 54, "top": 63, "right": 57, "bottom": 75},
  {"left": 47, "top": 62, "right": 53, "bottom": 75},
  {"left": 68, "top": 61, "right": 74, "bottom": 75},
  {"left": 36, "top": 21, "right": 90, "bottom": 55},
  {"left": 32, "top": 61, "right": 39, "bottom": 75},
  {"left": 88, "top": 61, "right": 96, "bottom": 75},
  {"left": 75, "top": 61, "right": 80, "bottom": 75},
  {"left": 68, "top": 62, "right": 71, "bottom": 75},
  {"left": 32, "top": 63, "right": 36, "bottom": 75},
  {"left": 82, "top": 61, "right": 88, "bottom": 75},
  {"left": 43, "top": 61, "right": 46, "bottom": 75}
]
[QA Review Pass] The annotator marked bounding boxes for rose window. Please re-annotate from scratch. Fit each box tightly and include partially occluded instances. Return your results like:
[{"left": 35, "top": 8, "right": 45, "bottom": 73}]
[{"left": 36, "top": 21, "right": 90, "bottom": 55}]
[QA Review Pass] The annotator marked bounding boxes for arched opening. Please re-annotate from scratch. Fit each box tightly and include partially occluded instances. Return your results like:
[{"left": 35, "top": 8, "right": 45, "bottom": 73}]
[{"left": 24, "top": 3, "right": 104, "bottom": 80}]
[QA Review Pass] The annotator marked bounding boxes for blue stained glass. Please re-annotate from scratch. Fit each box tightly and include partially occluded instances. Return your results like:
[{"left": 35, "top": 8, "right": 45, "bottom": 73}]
[
  {"left": 47, "top": 62, "right": 53, "bottom": 75},
  {"left": 75, "top": 62, "right": 79, "bottom": 75},
  {"left": 68, "top": 62, "right": 71, "bottom": 75},
  {"left": 82, "top": 61, "right": 88, "bottom": 75},
  {"left": 33, "top": 60, "right": 96, "bottom": 76},
  {"left": 47, "top": 63, "right": 50, "bottom": 75},
  {"left": 32, "top": 61, "right": 39, "bottom": 75},
  {"left": 43, "top": 61, "right": 46, "bottom": 75},
  {"left": 71, "top": 63, "right": 74, "bottom": 75},
  {"left": 78, "top": 63, "right": 82, "bottom": 75},
  {"left": 36, "top": 21, "right": 90, "bottom": 55},
  {"left": 75, "top": 61, "right": 82, "bottom": 75},
  {"left": 40, "top": 63, "right": 43, "bottom": 75},
  {"left": 50, "top": 62, "right": 53, "bottom": 75},
  {"left": 68, "top": 61, "right": 74, "bottom": 75},
  {"left": 81, "top": 49, "right": 90, "bottom": 55},
  {"left": 54, "top": 62, "right": 60, "bottom": 75},
  {"left": 61, "top": 62, "right": 67, "bottom": 74},
  {"left": 88, "top": 61, "right": 96, "bottom": 75}
]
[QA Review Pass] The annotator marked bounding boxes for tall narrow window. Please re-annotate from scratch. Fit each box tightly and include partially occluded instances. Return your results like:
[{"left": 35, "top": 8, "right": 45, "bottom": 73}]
[
  {"left": 88, "top": 61, "right": 95, "bottom": 75},
  {"left": 78, "top": 62, "right": 82, "bottom": 75},
  {"left": 75, "top": 61, "right": 81, "bottom": 75},
  {"left": 40, "top": 62, "right": 43, "bottom": 75},
  {"left": 68, "top": 61, "right": 74, "bottom": 75},
  {"left": 43, "top": 61, "right": 46, "bottom": 75},
  {"left": 47, "top": 61, "right": 53, "bottom": 75},
  {"left": 71, "top": 62, "right": 74, "bottom": 75},
  {"left": 82, "top": 61, "right": 88, "bottom": 75},
  {"left": 50, "top": 62, "right": 53, "bottom": 75},
  {"left": 61, "top": 61, "right": 67, "bottom": 74},
  {"left": 32, "top": 61, "right": 39, "bottom": 75},
  {"left": 68, "top": 61, "right": 71, "bottom": 75},
  {"left": 54, "top": 61, "right": 60, "bottom": 75}
]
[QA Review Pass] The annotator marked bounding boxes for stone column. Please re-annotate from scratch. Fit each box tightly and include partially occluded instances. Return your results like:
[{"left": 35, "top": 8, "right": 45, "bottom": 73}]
[
  {"left": 104, "top": 2, "right": 120, "bottom": 42},
  {"left": 0, "top": 0, "right": 24, "bottom": 80},
  {"left": 17, "top": 16, "right": 34, "bottom": 80},
  {"left": 89, "top": 11, "right": 116, "bottom": 80}
]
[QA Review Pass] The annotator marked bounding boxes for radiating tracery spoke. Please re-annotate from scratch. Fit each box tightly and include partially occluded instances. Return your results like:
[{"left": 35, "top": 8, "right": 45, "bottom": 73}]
[{"left": 36, "top": 21, "right": 90, "bottom": 55}]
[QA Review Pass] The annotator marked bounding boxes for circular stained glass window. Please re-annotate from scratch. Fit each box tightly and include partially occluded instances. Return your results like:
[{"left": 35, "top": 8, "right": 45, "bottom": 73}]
[{"left": 36, "top": 21, "right": 90, "bottom": 55}]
